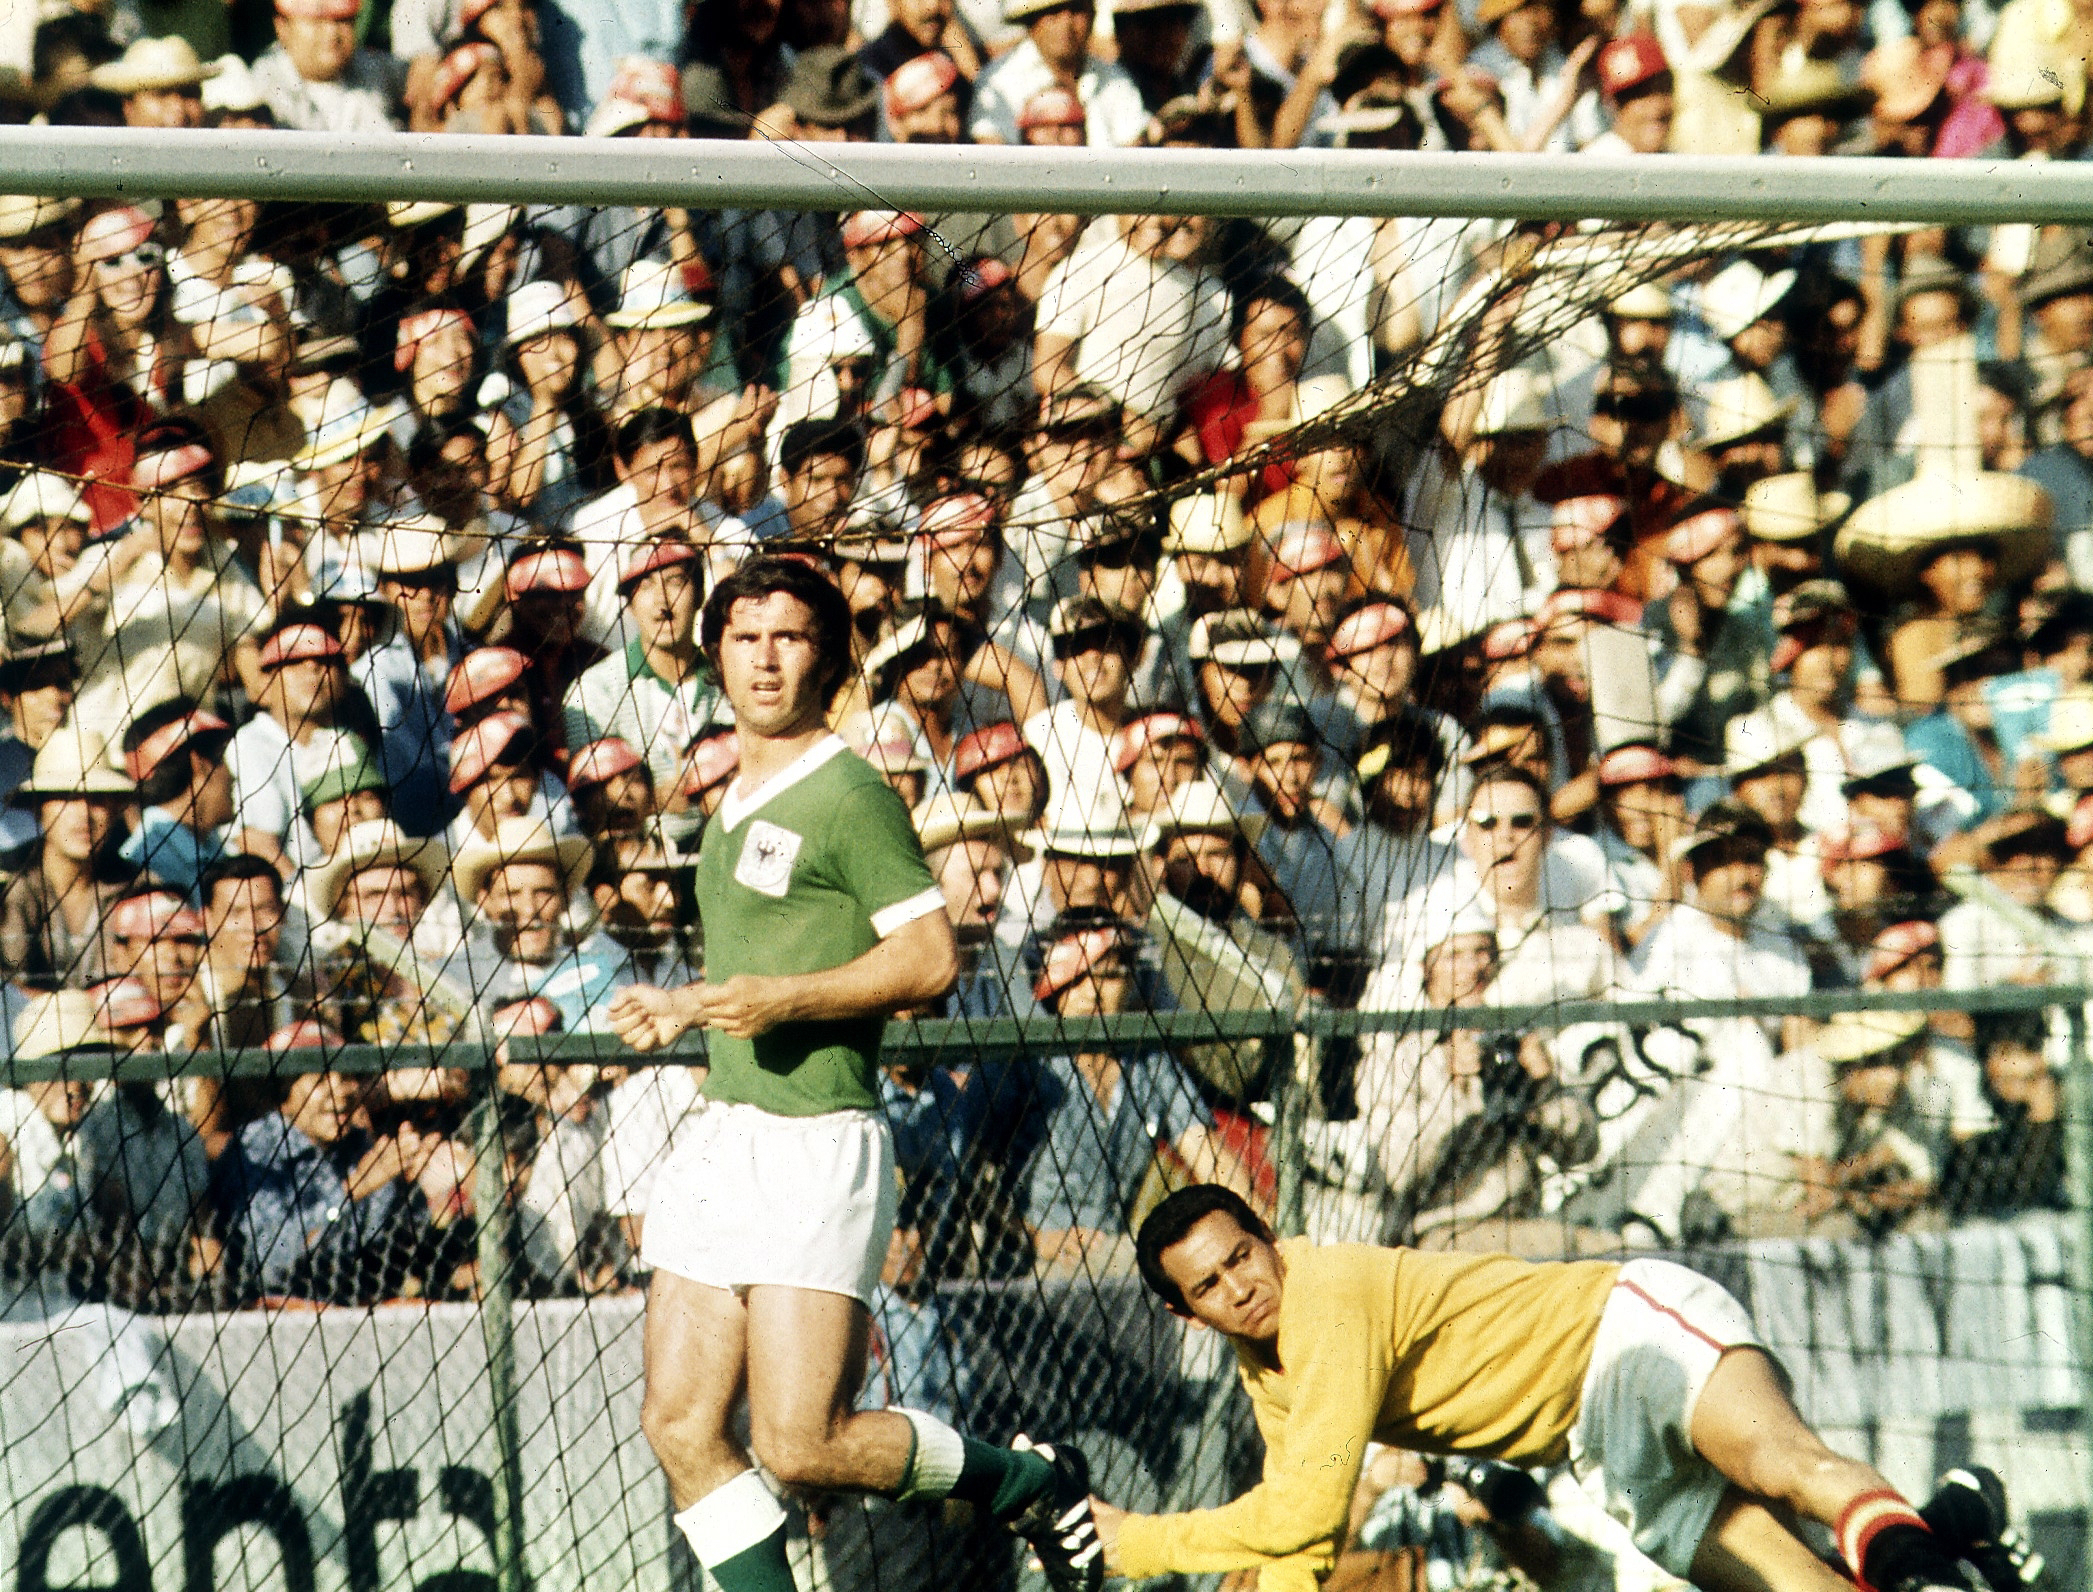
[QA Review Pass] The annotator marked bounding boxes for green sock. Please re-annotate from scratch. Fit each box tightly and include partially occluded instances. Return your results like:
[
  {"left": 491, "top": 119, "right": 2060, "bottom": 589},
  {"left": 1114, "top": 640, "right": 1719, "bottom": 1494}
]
[
  {"left": 706, "top": 1526, "right": 798, "bottom": 1592},
  {"left": 948, "top": 1438, "right": 1054, "bottom": 1519}
]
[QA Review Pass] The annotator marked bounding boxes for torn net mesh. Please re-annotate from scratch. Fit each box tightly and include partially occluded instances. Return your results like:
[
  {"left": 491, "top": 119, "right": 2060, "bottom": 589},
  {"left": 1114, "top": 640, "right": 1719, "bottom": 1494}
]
[{"left": 0, "top": 188, "right": 2081, "bottom": 1592}]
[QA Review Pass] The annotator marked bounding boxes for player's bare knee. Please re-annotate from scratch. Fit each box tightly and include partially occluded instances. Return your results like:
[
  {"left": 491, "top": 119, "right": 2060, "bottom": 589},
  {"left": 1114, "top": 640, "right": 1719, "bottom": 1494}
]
[{"left": 748, "top": 1416, "right": 841, "bottom": 1490}]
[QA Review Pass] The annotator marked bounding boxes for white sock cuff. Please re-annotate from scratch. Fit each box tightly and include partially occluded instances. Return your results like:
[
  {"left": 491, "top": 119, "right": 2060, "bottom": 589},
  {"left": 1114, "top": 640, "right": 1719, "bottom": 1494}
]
[
  {"left": 673, "top": 1471, "right": 788, "bottom": 1567},
  {"left": 895, "top": 1408, "right": 968, "bottom": 1502}
]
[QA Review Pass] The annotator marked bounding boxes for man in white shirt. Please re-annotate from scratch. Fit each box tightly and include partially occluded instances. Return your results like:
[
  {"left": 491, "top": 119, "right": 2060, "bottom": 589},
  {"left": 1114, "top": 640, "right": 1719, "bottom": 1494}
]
[
  {"left": 227, "top": 621, "right": 366, "bottom": 877},
  {"left": 970, "top": 0, "right": 1147, "bottom": 146},
  {"left": 1023, "top": 595, "right": 1140, "bottom": 813},
  {"left": 252, "top": 0, "right": 406, "bottom": 132},
  {"left": 1632, "top": 799, "right": 1813, "bottom": 1053},
  {"left": 1033, "top": 213, "right": 1231, "bottom": 442}
]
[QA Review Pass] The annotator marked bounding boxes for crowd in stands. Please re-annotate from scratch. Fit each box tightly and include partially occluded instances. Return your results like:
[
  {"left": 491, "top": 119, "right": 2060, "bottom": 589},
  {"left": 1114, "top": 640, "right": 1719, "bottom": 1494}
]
[{"left": 0, "top": 0, "right": 2084, "bottom": 1343}]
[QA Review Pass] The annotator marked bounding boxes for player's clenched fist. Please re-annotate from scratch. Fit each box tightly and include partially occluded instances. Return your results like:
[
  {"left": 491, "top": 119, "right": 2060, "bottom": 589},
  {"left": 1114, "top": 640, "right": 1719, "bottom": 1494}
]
[
  {"left": 688, "top": 975, "right": 799, "bottom": 1039},
  {"left": 609, "top": 985, "right": 696, "bottom": 1050}
]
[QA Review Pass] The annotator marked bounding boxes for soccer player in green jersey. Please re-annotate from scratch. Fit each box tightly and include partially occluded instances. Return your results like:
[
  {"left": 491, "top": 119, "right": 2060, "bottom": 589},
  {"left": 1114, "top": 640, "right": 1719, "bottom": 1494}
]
[{"left": 610, "top": 555, "right": 1102, "bottom": 1592}]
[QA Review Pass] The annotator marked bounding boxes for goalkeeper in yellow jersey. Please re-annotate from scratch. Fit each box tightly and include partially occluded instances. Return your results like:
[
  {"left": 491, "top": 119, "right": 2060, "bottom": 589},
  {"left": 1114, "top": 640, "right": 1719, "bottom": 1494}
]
[{"left": 1093, "top": 1186, "right": 2031, "bottom": 1592}]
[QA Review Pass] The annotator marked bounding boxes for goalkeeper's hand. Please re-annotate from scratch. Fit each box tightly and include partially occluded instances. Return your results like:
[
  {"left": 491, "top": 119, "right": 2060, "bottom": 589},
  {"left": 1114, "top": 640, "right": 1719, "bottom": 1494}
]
[
  {"left": 1088, "top": 1495, "right": 1125, "bottom": 1570},
  {"left": 608, "top": 985, "right": 697, "bottom": 1051}
]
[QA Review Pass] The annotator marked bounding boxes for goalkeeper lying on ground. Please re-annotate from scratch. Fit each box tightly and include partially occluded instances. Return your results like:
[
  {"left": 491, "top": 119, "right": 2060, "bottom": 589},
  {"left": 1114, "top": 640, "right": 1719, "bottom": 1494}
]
[{"left": 1089, "top": 1186, "right": 2033, "bottom": 1592}]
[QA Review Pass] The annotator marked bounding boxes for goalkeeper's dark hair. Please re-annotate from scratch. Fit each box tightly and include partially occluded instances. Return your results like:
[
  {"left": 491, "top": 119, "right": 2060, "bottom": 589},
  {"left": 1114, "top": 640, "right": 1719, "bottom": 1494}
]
[
  {"left": 700, "top": 554, "right": 856, "bottom": 709},
  {"left": 1136, "top": 1185, "right": 1275, "bottom": 1314}
]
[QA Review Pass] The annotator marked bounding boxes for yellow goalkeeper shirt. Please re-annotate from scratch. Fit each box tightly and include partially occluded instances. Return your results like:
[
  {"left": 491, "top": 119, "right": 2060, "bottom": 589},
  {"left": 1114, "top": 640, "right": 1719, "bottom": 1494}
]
[{"left": 1115, "top": 1241, "right": 1620, "bottom": 1589}]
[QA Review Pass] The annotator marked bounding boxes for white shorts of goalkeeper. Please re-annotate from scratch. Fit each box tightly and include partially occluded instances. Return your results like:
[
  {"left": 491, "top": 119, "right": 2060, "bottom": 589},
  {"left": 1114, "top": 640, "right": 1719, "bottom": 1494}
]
[
  {"left": 641, "top": 1101, "right": 898, "bottom": 1306},
  {"left": 1566, "top": 1258, "right": 1769, "bottom": 1578}
]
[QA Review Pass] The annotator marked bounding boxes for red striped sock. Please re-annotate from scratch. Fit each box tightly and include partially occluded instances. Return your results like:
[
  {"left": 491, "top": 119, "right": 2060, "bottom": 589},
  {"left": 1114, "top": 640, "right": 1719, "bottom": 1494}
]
[{"left": 1837, "top": 1488, "right": 1930, "bottom": 1592}]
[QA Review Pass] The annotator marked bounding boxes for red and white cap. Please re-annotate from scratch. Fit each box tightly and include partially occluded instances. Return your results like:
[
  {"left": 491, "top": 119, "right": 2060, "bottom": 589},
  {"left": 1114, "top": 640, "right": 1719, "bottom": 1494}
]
[
  {"left": 568, "top": 737, "right": 643, "bottom": 792},
  {"left": 505, "top": 545, "right": 590, "bottom": 598},
  {"left": 108, "top": 890, "right": 206, "bottom": 943},
  {"left": 259, "top": 623, "right": 345, "bottom": 670},
  {"left": 395, "top": 306, "right": 474, "bottom": 373},
  {"left": 79, "top": 206, "right": 155, "bottom": 264},
  {"left": 1268, "top": 522, "right": 1346, "bottom": 582},
  {"left": 267, "top": 1019, "right": 344, "bottom": 1051},
  {"left": 1016, "top": 86, "right": 1085, "bottom": 129},
  {"left": 959, "top": 258, "right": 1015, "bottom": 306},
  {"left": 1865, "top": 919, "right": 1941, "bottom": 980},
  {"left": 1550, "top": 494, "right": 1625, "bottom": 554},
  {"left": 1820, "top": 821, "right": 1910, "bottom": 873},
  {"left": 682, "top": 728, "right": 741, "bottom": 797},
  {"left": 448, "top": 710, "right": 533, "bottom": 793},
  {"left": 132, "top": 443, "right": 213, "bottom": 492},
  {"left": 953, "top": 720, "right": 1026, "bottom": 783},
  {"left": 886, "top": 51, "right": 960, "bottom": 118},
  {"left": 1481, "top": 618, "right": 1539, "bottom": 662},
  {"left": 89, "top": 976, "right": 164, "bottom": 1030},
  {"left": 1033, "top": 925, "right": 1125, "bottom": 1003},
  {"left": 1596, "top": 743, "right": 1678, "bottom": 786},
  {"left": 1328, "top": 602, "right": 1411, "bottom": 660},
  {"left": 430, "top": 42, "right": 499, "bottom": 109},
  {"left": 491, "top": 995, "right": 563, "bottom": 1038},
  {"left": 619, "top": 536, "right": 701, "bottom": 589},
  {"left": 895, "top": 385, "right": 940, "bottom": 431},
  {"left": 841, "top": 210, "right": 926, "bottom": 250},
  {"left": 917, "top": 492, "right": 997, "bottom": 546},
  {"left": 1597, "top": 34, "right": 1670, "bottom": 99},
  {"left": 124, "top": 705, "right": 230, "bottom": 782},
  {"left": 445, "top": 646, "right": 529, "bottom": 717},
  {"left": 605, "top": 57, "right": 685, "bottom": 123},
  {"left": 1109, "top": 712, "right": 1201, "bottom": 774},
  {"left": 1664, "top": 507, "right": 1740, "bottom": 566},
  {"left": 1539, "top": 587, "right": 1643, "bottom": 630}
]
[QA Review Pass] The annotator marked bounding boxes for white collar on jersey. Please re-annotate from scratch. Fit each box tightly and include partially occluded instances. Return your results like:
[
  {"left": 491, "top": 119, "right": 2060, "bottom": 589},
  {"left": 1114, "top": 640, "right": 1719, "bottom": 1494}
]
[{"left": 715, "top": 732, "right": 850, "bottom": 834}]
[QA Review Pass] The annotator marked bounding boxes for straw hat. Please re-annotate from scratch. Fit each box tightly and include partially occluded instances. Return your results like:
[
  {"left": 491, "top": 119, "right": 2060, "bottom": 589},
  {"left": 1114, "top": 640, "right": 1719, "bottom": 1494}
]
[
  {"left": 1697, "top": 372, "right": 1796, "bottom": 449},
  {"left": 1165, "top": 493, "right": 1251, "bottom": 555},
  {"left": 1986, "top": 25, "right": 2084, "bottom": 111},
  {"left": 1608, "top": 281, "right": 1674, "bottom": 321},
  {"left": 1742, "top": 470, "right": 1849, "bottom": 542},
  {"left": 606, "top": 260, "right": 711, "bottom": 329},
  {"left": 1834, "top": 471, "right": 2052, "bottom": 595},
  {"left": 452, "top": 816, "right": 593, "bottom": 902},
  {"left": 0, "top": 470, "right": 90, "bottom": 530},
  {"left": 1037, "top": 794, "right": 1144, "bottom": 858},
  {"left": 1472, "top": 367, "right": 1549, "bottom": 437},
  {"left": 505, "top": 279, "right": 581, "bottom": 346},
  {"left": 13, "top": 989, "right": 117, "bottom": 1061},
  {"left": 1701, "top": 260, "right": 1798, "bottom": 342},
  {"left": 2037, "top": 686, "right": 2093, "bottom": 754},
  {"left": 0, "top": 195, "right": 78, "bottom": 240},
  {"left": 914, "top": 792, "right": 1033, "bottom": 859},
  {"left": 88, "top": 36, "right": 222, "bottom": 94},
  {"left": 368, "top": 515, "right": 463, "bottom": 576},
  {"left": 1814, "top": 1007, "right": 1927, "bottom": 1065},
  {"left": 294, "top": 380, "right": 397, "bottom": 470},
  {"left": 1142, "top": 779, "right": 1267, "bottom": 850},
  {"left": 1723, "top": 707, "right": 1811, "bottom": 780},
  {"left": 309, "top": 820, "right": 452, "bottom": 919},
  {"left": 202, "top": 54, "right": 267, "bottom": 114},
  {"left": 20, "top": 721, "right": 132, "bottom": 799}
]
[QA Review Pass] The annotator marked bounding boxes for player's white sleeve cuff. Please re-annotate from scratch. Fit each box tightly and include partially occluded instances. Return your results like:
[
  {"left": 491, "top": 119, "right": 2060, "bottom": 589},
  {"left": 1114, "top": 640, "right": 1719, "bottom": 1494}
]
[{"left": 872, "top": 888, "right": 947, "bottom": 939}]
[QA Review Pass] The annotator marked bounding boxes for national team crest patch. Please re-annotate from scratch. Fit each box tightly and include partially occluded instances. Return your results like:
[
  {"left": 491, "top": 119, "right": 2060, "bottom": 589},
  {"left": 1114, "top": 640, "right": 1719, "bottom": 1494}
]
[{"left": 734, "top": 820, "right": 803, "bottom": 897}]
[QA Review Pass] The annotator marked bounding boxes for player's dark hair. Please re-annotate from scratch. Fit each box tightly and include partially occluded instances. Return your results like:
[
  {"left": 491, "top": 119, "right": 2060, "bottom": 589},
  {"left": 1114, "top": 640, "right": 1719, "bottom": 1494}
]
[
  {"left": 779, "top": 417, "right": 867, "bottom": 479},
  {"left": 701, "top": 554, "right": 856, "bottom": 709},
  {"left": 201, "top": 853, "right": 285, "bottom": 914},
  {"left": 1136, "top": 1185, "right": 1275, "bottom": 1315},
  {"left": 615, "top": 407, "right": 693, "bottom": 467}
]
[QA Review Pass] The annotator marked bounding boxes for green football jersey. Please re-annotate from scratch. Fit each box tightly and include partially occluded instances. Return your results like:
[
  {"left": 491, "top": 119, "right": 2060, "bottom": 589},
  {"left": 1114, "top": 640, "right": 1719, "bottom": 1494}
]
[{"left": 693, "top": 735, "right": 942, "bottom": 1117}]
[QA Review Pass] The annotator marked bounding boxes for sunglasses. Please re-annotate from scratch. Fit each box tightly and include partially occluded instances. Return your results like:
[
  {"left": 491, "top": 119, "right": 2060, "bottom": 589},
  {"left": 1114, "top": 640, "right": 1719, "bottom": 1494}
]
[
  {"left": 1079, "top": 538, "right": 1159, "bottom": 572},
  {"left": 95, "top": 244, "right": 164, "bottom": 272},
  {"left": 1471, "top": 811, "right": 1541, "bottom": 832},
  {"left": 1593, "top": 391, "right": 1675, "bottom": 424},
  {"left": 1052, "top": 625, "right": 1135, "bottom": 662}
]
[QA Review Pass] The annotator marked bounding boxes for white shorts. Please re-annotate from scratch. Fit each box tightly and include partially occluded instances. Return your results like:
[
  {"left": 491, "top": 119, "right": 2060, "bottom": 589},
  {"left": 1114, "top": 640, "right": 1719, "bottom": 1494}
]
[
  {"left": 1568, "top": 1259, "right": 1766, "bottom": 1578},
  {"left": 639, "top": 1100, "right": 898, "bottom": 1306}
]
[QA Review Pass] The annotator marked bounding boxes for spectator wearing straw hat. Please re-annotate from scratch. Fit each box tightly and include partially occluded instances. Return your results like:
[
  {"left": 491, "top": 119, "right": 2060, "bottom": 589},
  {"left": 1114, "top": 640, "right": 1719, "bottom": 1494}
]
[
  {"left": 448, "top": 815, "right": 625, "bottom": 1028},
  {"left": 0, "top": 991, "right": 113, "bottom": 1237},
  {"left": 601, "top": 263, "right": 719, "bottom": 420},
  {"left": 0, "top": 475, "right": 101, "bottom": 676},
  {"left": 1836, "top": 469, "right": 2051, "bottom": 711},
  {"left": 915, "top": 791, "right": 1036, "bottom": 1019},
  {"left": 88, "top": 36, "right": 220, "bottom": 127},
  {"left": 0, "top": 723, "right": 135, "bottom": 991},
  {"left": 970, "top": 0, "right": 1145, "bottom": 146},
  {"left": 356, "top": 518, "right": 469, "bottom": 838},
  {"left": 0, "top": 195, "right": 81, "bottom": 377},
  {"left": 252, "top": 0, "right": 407, "bottom": 132},
  {"left": 1723, "top": 706, "right": 1838, "bottom": 938}
]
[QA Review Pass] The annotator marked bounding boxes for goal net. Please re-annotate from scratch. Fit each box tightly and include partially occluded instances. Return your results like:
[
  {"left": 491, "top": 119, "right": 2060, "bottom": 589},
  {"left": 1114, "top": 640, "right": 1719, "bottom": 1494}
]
[{"left": 0, "top": 140, "right": 2085, "bottom": 1592}]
